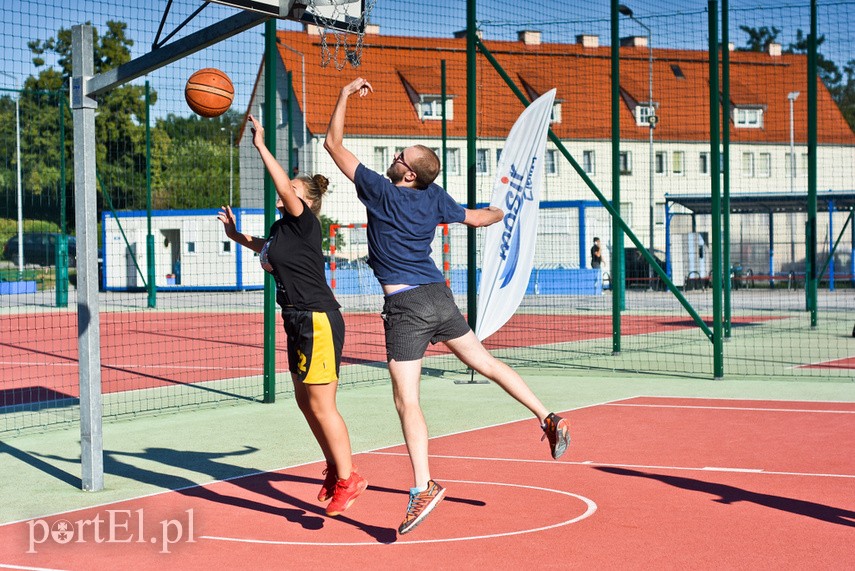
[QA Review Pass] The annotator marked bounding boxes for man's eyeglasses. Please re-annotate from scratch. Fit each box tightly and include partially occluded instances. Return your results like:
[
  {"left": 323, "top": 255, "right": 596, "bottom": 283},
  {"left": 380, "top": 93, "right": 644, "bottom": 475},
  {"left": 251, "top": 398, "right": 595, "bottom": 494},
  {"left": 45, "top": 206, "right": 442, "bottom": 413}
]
[{"left": 392, "top": 151, "right": 414, "bottom": 173}]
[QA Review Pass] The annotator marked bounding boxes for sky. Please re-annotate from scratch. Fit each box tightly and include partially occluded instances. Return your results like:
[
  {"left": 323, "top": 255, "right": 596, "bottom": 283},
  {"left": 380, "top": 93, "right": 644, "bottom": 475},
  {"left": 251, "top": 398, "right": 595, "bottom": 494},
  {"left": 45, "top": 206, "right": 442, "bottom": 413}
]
[{"left": 1, "top": 0, "right": 853, "bottom": 119}]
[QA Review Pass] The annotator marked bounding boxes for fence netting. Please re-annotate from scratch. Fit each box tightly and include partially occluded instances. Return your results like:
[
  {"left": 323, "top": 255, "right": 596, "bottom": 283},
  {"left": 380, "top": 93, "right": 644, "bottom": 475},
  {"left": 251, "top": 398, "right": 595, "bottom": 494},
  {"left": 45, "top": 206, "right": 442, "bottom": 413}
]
[{"left": 1, "top": 0, "right": 853, "bottom": 434}]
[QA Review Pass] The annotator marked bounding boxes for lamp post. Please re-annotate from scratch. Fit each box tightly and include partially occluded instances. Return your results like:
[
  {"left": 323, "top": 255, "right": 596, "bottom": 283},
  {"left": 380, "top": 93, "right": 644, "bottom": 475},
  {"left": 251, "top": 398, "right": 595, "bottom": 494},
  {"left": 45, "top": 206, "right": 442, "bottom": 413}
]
[
  {"left": 619, "top": 5, "right": 656, "bottom": 288},
  {"left": 1, "top": 72, "right": 23, "bottom": 276},
  {"left": 277, "top": 40, "right": 308, "bottom": 172},
  {"left": 788, "top": 91, "right": 799, "bottom": 263},
  {"left": 221, "top": 126, "right": 234, "bottom": 204}
]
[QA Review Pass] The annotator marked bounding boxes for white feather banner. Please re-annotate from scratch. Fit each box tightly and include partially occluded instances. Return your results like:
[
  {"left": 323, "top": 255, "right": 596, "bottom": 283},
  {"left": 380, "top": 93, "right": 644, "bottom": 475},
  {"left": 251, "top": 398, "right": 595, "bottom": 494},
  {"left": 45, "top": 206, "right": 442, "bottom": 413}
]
[{"left": 475, "top": 88, "right": 556, "bottom": 341}]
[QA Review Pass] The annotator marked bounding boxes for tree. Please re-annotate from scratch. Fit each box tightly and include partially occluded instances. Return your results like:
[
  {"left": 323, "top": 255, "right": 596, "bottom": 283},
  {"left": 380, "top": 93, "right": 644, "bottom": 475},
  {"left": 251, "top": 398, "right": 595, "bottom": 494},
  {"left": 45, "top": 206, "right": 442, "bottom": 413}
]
[
  {"left": 737, "top": 26, "right": 781, "bottom": 52},
  {"left": 25, "top": 21, "right": 158, "bottom": 220},
  {"left": 786, "top": 30, "right": 842, "bottom": 96}
]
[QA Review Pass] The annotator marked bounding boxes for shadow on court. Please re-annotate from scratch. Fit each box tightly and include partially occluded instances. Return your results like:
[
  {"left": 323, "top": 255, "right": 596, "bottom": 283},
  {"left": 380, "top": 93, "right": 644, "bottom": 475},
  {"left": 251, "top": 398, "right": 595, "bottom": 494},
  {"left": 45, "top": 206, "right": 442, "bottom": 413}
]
[
  {"left": 596, "top": 466, "right": 855, "bottom": 528},
  {"left": 31, "top": 446, "right": 485, "bottom": 543},
  {"left": 34, "top": 446, "right": 396, "bottom": 542},
  {"left": 0, "top": 441, "right": 81, "bottom": 489}
]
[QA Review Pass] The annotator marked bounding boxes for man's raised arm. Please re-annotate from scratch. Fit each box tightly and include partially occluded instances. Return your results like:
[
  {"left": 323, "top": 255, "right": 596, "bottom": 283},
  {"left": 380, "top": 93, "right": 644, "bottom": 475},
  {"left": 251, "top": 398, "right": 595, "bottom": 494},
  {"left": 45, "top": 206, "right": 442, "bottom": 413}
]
[{"left": 324, "top": 78, "right": 373, "bottom": 182}]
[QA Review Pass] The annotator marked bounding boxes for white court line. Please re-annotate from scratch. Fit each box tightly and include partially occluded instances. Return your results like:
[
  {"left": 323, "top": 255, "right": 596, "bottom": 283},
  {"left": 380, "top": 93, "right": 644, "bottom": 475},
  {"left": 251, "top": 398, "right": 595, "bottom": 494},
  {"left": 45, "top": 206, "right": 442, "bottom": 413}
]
[
  {"left": 0, "top": 396, "right": 630, "bottom": 528},
  {"left": 367, "top": 451, "right": 855, "bottom": 479},
  {"left": 201, "top": 480, "right": 597, "bottom": 546},
  {"left": 621, "top": 394, "right": 855, "bottom": 405},
  {"left": 0, "top": 361, "right": 260, "bottom": 372},
  {"left": 0, "top": 564, "right": 69, "bottom": 571},
  {"left": 603, "top": 403, "right": 855, "bottom": 414}
]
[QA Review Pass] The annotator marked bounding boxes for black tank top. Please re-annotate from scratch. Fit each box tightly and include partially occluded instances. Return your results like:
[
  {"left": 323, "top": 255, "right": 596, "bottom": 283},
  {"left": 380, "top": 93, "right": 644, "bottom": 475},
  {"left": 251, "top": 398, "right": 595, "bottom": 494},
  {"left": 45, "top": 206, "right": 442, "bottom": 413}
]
[{"left": 262, "top": 200, "right": 339, "bottom": 311}]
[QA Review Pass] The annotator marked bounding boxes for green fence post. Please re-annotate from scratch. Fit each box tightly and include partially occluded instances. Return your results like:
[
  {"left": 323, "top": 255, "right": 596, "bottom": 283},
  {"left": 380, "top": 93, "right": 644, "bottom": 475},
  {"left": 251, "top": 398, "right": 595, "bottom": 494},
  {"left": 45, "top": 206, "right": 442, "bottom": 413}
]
[
  {"left": 610, "top": 0, "right": 622, "bottom": 354},
  {"left": 466, "top": 0, "right": 478, "bottom": 330},
  {"left": 145, "top": 81, "right": 156, "bottom": 308},
  {"left": 807, "top": 0, "right": 818, "bottom": 326},
  {"left": 709, "top": 0, "right": 724, "bottom": 378},
  {"left": 263, "top": 18, "right": 277, "bottom": 403}
]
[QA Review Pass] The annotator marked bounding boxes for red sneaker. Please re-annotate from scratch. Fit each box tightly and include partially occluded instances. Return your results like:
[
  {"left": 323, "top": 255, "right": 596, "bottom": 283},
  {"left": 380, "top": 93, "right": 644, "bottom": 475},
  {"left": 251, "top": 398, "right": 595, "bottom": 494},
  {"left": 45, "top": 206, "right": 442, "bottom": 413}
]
[
  {"left": 325, "top": 471, "right": 368, "bottom": 516},
  {"left": 317, "top": 464, "right": 338, "bottom": 502}
]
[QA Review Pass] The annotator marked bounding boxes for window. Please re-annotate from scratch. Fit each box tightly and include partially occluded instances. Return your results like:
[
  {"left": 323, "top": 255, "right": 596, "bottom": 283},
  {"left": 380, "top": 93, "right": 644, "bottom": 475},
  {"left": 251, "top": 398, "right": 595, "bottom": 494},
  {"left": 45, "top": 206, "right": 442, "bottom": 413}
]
[
  {"left": 221, "top": 241, "right": 232, "bottom": 254},
  {"left": 734, "top": 107, "right": 763, "bottom": 128},
  {"left": 545, "top": 149, "right": 558, "bottom": 175},
  {"left": 476, "top": 148, "right": 489, "bottom": 174},
  {"left": 801, "top": 153, "right": 808, "bottom": 172},
  {"left": 619, "top": 151, "right": 632, "bottom": 175},
  {"left": 742, "top": 152, "right": 755, "bottom": 177},
  {"left": 655, "top": 151, "right": 667, "bottom": 175},
  {"left": 496, "top": 148, "right": 503, "bottom": 165},
  {"left": 551, "top": 102, "right": 562, "bottom": 124},
  {"left": 670, "top": 64, "right": 685, "bottom": 79},
  {"left": 699, "top": 152, "right": 710, "bottom": 175},
  {"left": 785, "top": 152, "right": 796, "bottom": 177},
  {"left": 583, "top": 150, "right": 595, "bottom": 175},
  {"left": 373, "top": 147, "right": 388, "bottom": 172},
  {"left": 446, "top": 148, "right": 461, "bottom": 176},
  {"left": 417, "top": 96, "right": 453, "bottom": 121},
  {"left": 187, "top": 242, "right": 196, "bottom": 254},
  {"left": 656, "top": 202, "right": 666, "bottom": 225},
  {"left": 757, "top": 153, "right": 771, "bottom": 177},
  {"left": 672, "top": 151, "right": 685, "bottom": 175},
  {"left": 635, "top": 105, "right": 655, "bottom": 126}
]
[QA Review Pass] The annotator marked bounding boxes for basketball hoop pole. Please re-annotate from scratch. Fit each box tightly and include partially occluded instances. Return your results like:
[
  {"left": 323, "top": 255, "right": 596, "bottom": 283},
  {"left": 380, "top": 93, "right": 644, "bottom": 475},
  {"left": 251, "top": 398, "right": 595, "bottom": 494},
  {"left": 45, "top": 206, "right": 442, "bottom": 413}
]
[
  {"left": 86, "top": 11, "right": 268, "bottom": 98},
  {"left": 69, "top": 9, "right": 269, "bottom": 493}
]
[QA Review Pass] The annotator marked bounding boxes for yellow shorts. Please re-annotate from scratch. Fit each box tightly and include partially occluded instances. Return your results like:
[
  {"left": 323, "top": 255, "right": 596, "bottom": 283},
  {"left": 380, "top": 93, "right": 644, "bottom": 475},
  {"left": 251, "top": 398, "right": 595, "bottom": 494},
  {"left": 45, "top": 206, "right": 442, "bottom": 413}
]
[{"left": 281, "top": 308, "right": 345, "bottom": 384}]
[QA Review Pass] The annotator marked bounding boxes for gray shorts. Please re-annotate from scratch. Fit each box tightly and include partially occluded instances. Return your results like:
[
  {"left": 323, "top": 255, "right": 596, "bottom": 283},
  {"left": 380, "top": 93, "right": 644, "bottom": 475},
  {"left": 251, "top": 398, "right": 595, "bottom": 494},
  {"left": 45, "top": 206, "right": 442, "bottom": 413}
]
[{"left": 381, "top": 282, "right": 471, "bottom": 362}]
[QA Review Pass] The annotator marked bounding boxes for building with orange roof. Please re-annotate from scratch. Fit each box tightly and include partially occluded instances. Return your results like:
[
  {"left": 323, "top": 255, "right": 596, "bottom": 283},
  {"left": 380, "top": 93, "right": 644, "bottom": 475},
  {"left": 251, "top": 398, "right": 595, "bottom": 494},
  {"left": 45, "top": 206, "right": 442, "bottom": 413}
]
[{"left": 237, "top": 25, "right": 855, "bottom": 272}]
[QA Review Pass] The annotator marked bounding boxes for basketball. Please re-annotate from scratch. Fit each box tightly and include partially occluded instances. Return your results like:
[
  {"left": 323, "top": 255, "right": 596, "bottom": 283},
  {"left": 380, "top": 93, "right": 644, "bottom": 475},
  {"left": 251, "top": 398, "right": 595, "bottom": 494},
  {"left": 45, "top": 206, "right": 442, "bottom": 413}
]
[{"left": 184, "top": 68, "right": 234, "bottom": 118}]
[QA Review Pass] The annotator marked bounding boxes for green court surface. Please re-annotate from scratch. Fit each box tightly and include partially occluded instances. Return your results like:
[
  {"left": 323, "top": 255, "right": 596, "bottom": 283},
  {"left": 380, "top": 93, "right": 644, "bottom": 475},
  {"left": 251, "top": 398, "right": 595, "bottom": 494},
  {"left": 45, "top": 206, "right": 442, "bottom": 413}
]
[{"left": 2, "top": 369, "right": 854, "bottom": 525}]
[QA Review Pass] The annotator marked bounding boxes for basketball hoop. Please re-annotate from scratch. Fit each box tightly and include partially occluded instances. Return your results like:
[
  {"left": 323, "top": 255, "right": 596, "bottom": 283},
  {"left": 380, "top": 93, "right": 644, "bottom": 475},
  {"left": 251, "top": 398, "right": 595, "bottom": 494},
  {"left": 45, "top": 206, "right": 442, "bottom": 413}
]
[{"left": 300, "top": 0, "right": 377, "bottom": 69}]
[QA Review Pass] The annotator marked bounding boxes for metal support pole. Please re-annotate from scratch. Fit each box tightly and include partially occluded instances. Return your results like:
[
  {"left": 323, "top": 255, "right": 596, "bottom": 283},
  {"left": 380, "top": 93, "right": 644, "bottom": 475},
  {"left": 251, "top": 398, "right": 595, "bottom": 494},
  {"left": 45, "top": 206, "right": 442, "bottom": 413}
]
[
  {"left": 788, "top": 91, "right": 800, "bottom": 265},
  {"left": 71, "top": 24, "right": 104, "bottom": 492},
  {"left": 722, "top": 0, "right": 732, "bottom": 337}
]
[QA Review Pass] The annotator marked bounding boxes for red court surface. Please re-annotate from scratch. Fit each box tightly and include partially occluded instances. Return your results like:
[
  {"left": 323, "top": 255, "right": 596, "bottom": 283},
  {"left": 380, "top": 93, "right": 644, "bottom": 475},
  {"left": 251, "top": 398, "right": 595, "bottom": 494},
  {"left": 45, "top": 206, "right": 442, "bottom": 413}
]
[
  {"left": 1, "top": 396, "right": 853, "bottom": 569},
  {"left": 798, "top": 356, "right": 855, "bottom": 370},
  {"left": 1, "top": 312, "right": 780, "bottom": 403}
]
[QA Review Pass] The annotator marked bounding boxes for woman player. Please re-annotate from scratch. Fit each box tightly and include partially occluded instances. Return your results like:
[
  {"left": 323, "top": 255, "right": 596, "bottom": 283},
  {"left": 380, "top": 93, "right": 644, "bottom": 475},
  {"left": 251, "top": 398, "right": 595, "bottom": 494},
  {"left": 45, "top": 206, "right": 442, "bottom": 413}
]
[{"left": 218, "top": 114, "right": 366, "bottom": 516}]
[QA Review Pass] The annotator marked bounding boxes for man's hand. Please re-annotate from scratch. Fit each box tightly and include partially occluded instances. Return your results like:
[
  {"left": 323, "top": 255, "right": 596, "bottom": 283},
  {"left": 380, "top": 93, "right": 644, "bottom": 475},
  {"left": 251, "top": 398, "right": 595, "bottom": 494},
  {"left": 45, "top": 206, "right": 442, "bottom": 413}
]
[
  {"left": 341, "top": 77, "right": 373, "bottom": 99},
  {"left": 324, "top": 79, "right": 373, "bottom": 182},
  {"left": 463, "top": 206, "right": 504, "bottom": 228}
]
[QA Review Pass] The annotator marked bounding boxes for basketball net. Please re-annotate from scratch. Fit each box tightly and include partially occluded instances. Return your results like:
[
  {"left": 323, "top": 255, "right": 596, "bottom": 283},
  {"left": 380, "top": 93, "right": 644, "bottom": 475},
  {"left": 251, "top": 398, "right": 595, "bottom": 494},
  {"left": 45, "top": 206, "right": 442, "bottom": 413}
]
[{"left": 303, "top": 0, "right": 377, "bottom": 70}]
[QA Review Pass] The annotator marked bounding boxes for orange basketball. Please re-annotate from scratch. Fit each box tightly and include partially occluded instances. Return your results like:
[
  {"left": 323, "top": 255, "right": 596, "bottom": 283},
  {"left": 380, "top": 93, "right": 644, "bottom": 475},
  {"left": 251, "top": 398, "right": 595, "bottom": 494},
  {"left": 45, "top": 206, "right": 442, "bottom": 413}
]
[{"left": 184, "top": 68, "right": 234, "bottom": 118}]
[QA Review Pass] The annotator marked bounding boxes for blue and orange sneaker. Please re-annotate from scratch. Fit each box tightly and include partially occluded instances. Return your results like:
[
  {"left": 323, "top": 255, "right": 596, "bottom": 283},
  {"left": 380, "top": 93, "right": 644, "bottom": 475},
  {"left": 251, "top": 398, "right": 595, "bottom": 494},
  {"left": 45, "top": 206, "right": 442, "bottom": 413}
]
[
  {"left": 398, "top": 480, "right": 446, "bottom": 535},
  {"left": 325, "top": 471, "right": 368, "bottom": 516},
  {"left": 541, "top": 413, "right": 571, "bottom": 459}
]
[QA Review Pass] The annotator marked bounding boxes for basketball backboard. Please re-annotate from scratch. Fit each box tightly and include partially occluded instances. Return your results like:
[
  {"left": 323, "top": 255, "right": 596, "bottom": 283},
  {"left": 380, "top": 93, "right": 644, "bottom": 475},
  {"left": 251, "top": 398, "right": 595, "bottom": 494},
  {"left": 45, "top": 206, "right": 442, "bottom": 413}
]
[{"left": 208, "top": 0, "right": 367, "bottom": 33}]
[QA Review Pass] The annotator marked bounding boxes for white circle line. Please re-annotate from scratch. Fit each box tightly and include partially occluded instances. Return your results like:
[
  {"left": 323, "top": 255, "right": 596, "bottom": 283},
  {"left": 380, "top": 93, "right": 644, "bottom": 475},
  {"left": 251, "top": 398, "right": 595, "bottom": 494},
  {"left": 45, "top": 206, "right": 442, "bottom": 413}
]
[{"left": 200, "top": 479, "right": 597, "bottom": 546}]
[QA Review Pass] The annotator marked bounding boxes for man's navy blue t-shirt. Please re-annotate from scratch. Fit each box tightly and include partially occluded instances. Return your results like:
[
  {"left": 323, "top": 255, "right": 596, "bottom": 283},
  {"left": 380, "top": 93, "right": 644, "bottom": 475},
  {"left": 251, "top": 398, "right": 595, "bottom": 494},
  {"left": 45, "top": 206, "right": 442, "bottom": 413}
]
[{"left": 354, "top": 163, "right": 466, "bottom": 286}]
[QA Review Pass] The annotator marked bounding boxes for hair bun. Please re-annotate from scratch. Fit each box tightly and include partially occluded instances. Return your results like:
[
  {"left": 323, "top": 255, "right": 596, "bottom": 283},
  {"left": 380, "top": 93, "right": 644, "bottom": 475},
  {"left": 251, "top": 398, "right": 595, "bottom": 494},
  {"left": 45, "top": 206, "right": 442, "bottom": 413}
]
[{"left": 313, "top": 174, "right": 330, "bottom": 194}]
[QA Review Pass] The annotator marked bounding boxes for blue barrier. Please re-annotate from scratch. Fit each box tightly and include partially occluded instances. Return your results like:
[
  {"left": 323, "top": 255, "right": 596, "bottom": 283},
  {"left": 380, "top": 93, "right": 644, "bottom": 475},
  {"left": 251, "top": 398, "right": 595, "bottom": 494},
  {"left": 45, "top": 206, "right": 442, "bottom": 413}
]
[
  {"left": 0, "top": 280, "right": 37, "bottom": 295},
  {"left": 329, "top": 268, "right": 603, "bottom": 296}
]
